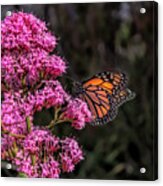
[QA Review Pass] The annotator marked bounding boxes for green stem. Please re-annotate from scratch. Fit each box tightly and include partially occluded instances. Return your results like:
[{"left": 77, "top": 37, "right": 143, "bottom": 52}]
[
  {"left": 46, "top": 119, "right": 72, "bottom": 129},
  {"left": 40, "top": 71, "right": 44, "bottom": 79},
  {"left": 21, "top": 76, "right": 26, "bottom": 87},
  {"left": 46, "top": 120, "right": 55, "bottom": 129},
  {"left": 26, "top": 116, "right": 31, "bottom": 133},
  {"left": 18, "top": 172, "right": 28, "bottom": 178},
  {"left": 31, "top": 155, "right": 36, "bottom": 166},
  {"left": 54, "top": 107, "right": 61, "bottom": 121},
  {"left": 8, "top": 149, "right": 14, "bottom": 158},
  {"left": 2, "top": 130, "right": 26, "bottom": 139},
  {"left": 46, "top": 107, "right": 72, "bottom": 130},
  {"left": 12, "top": 142, "right": 18, "bottom": 155}
]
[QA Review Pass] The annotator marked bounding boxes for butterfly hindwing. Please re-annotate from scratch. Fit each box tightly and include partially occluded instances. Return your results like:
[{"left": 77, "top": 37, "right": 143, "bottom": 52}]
[
  {"left": 113, "top": 88, "right": 136, "bottom": 107},
  {"left": 79, "top": 87, "right": 116, "bottom": 125}
]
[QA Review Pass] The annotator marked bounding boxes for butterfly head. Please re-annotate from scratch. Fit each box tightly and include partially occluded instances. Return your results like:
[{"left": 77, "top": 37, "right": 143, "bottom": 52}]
[{"left": 72, "top": 81, "right": 85, "bottom": 95}]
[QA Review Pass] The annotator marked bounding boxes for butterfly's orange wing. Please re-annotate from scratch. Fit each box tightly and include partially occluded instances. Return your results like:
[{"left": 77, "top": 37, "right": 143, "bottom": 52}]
[{"left": 78, "top": 71, "right": 135, "bottom": 125}]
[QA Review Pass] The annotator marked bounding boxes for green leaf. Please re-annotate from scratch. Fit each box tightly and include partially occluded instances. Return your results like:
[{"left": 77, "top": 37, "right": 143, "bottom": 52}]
[{"left": 18, "top": 172, "right": 28, "bottom": 178}]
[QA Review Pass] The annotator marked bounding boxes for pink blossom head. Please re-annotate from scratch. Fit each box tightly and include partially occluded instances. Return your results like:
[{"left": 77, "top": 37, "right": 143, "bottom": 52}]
[
  {"left": 40, "top": 157, "right": 60, "bottom": 178},
  {"left": 1, "top": 12, "right": 66, "bottom": 91},
  {"left": 13, "top": 129, "right": 61, "bottom": 178},
  {"left": 23, "top": 128, "right": 60, "bottom": 154},
  {"left": 2, "top": 48, "right": 66, "bottom": 91},
  {"left": 42, "top": 55, "right": 67, "bottom": 78},
  {"left": 14, "top": 150, "right": 39, "bottom": 178},
  {"left": 1, "top": 91, "right": 33, "bottom": 135},
  {"left": 1, "top": 135, "right": 16, "bottom": 160},
  {"left": 64, "top": 98, "right": 93, "bottom": 130},
  {"left": 1, "top": 12, "right": 57, "bottom": 52},
  {"left": 33, "top": 80, "right": 70, "bottom": 111},
  {"left": 60, "top": 137, "right": 84, "bottom": 172},
  {"left": 14, "top": 150, "right": 60, "bottom": 178},
  {"left": 60, "top": 153, "right": 75, "bottom": 173}
]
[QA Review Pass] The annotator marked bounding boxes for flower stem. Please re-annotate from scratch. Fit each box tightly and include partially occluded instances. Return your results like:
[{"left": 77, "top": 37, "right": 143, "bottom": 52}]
[
  {"left": 2, "top": 130, "right": 26, "bottom": 139},
  {"left": 46, "top": 107, "right": 72, "bottom": 129},
  {"left": 54, "top": 107, "right": 61, "bottom": 121},
  {"left": 21, "top": 76, "right": 26, "bottom": 87},
  {"left": 46, "top": 119, "right": 72, "bottom": 129},
  {"left": 31, "top": 155, "right": 36, "bottom": 166},
  {"left": 8, "top": 148, "right": 14, "bottom": 158},
  {"left": 26, "top": 116, "right": 31, "bottom": 133}
]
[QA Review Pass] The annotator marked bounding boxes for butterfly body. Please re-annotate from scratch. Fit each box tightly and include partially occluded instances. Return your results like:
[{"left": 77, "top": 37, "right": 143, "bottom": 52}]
[{"left": 75, "top": 71, "right": 135, "bottom": 126}]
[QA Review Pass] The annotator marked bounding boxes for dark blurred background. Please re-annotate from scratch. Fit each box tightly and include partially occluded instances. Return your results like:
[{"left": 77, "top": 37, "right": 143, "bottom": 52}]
[{"left": 1, "top": 1, "right": 157, "bottom": 180}]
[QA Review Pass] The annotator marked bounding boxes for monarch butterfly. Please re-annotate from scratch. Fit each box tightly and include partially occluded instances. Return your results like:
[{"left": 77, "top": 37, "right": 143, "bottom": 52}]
[{"left": 74, "top": 71, "right": 135, "bottom": 125}]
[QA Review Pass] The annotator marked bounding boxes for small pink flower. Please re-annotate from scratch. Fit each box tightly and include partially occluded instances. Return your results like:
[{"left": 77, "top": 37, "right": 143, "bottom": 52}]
[
  {"left": 23, "top": 128, "right": 60, "bottom": 154},
  {"left": 1, "top": 135, "right": 16, "bottom": 160},
  {"left": 32, "top": 80, "right": 70, "bottom": 111},
  {"left": 14, "top": 150, "right": 39, "bottom": 178},
  {"left": 1, "top": 91, "right": 33, "bottom": 135},
  {"left": 42, "top": 55, "right": 67, "bottom": 78},
  {"left": 60, "top": 137, "right": 84, "bottom": 172},
  {"left": 64, "top": 98, "right": 92, "bottom": 130},
  {"left": 40, "top": 158, "right": 60, "bottom": 178},
  {"left": 2, "top": 49, "right": 66, "bottom": 90},
  {"left": 60, "top": 153, "right": 75, "bottom": 173}
]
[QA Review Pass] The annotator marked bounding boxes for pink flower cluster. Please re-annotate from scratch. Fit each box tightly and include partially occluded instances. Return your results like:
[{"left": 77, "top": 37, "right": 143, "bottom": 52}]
[
  {"left": 28, "top": 80, "right": 70, "bottom": 111},
  {"left": 1, "top": 12, "right": 56, "bottom": 52},
  {"left": 1, "top": 80, "right": 68, "bottom": 136},
  {"left": 64, "top": 98, "right": 92, "bottom": 130},
  {"left": 13, "top": 129, "right": 83, "bottom": 178},
  {"left": 14, "top": 129, "right": 60, "bottom": 178},
  {"left": 60, "top": 137, "right": 84, "bottom": 172},
  {"left": 23, "top": 129, "right": 60, "bottom": 154},
  {"left": 2, "top": 91, "right": 33, "bottom": 135},
  {"left": 1, "top": 12, "right": 92, "bottom": 178},
  {"left": 2, "top": 50, "right": 66, "bottom": 91},
  {"left": 1, "top": 12, "right": 66, "bottom": 91},
  {"left": 15, "top": 150, "right": 61, "bottom": 178},
  {"left": 1, "top": 135, "right": 16, "bottom": 161},
  {"left": 2, "top": 45, "right": 66, "bottom": 91}
]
